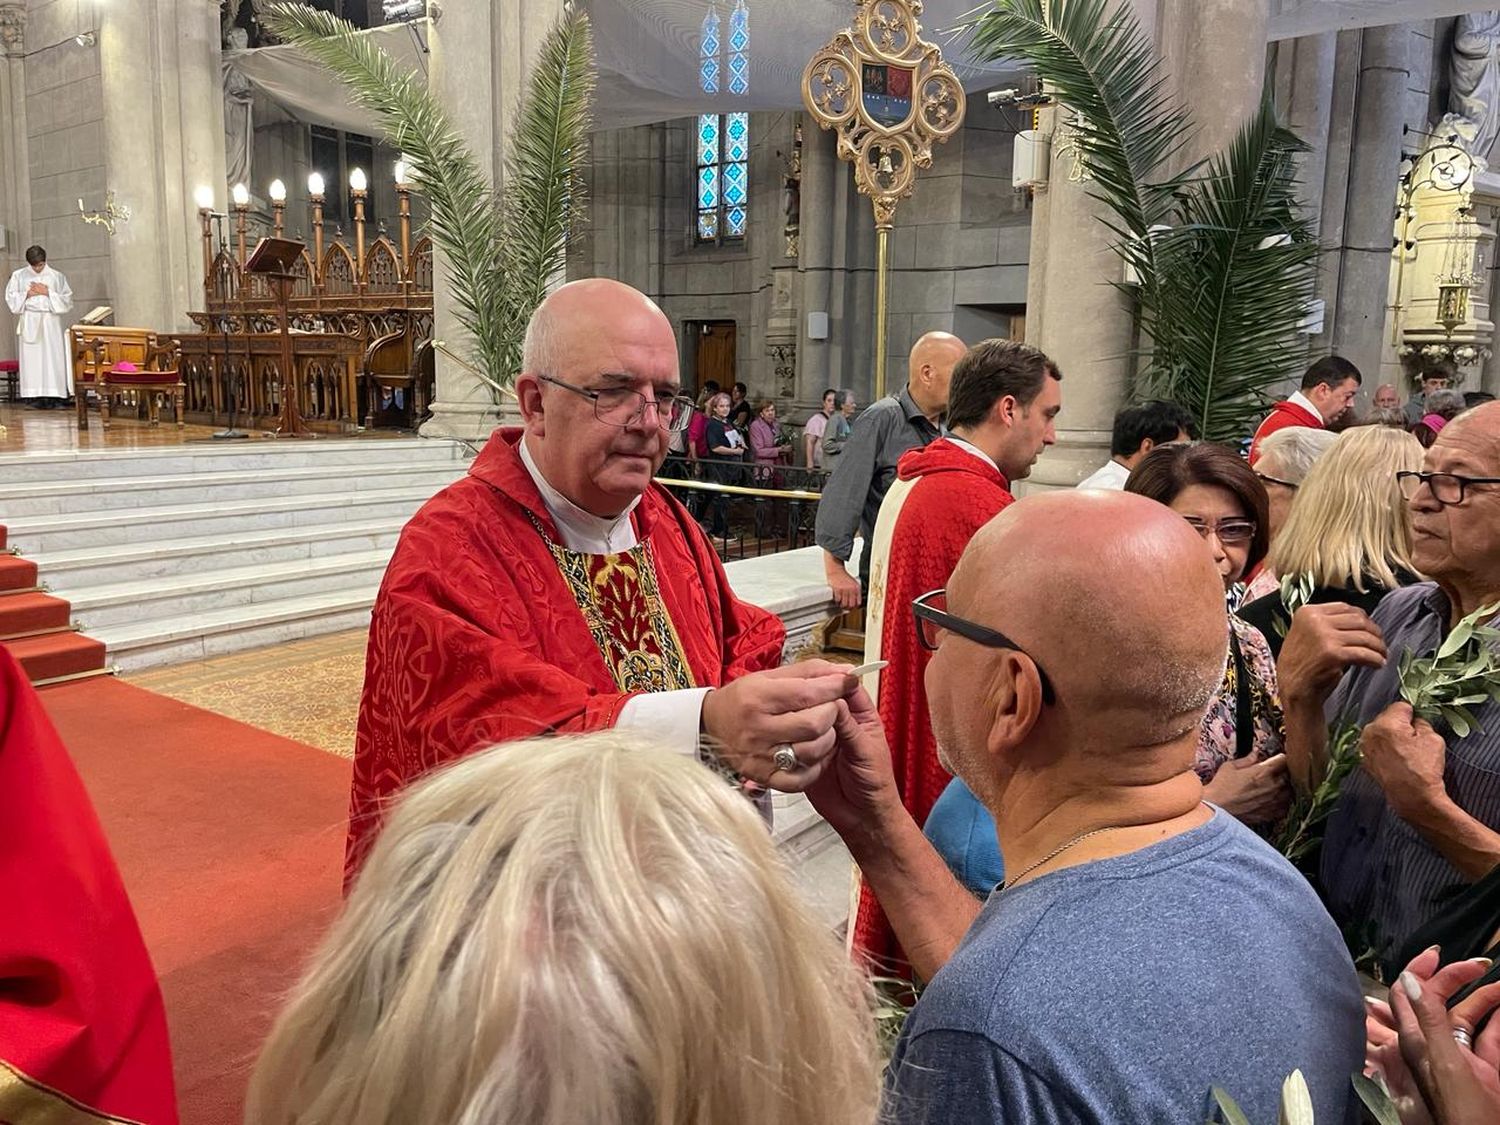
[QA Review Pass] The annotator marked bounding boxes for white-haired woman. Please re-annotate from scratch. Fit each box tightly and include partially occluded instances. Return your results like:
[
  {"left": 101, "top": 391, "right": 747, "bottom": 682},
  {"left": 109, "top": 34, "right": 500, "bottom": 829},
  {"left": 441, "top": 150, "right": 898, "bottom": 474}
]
[
  {"left": 1242, "top": 426, "right": 1340, "bottom": 602},
  {"left": 245, "top": 732, "right": 882, "bottom": 1125},
  {"left": 1238, "top": 425, "right": 1424, "bottom": 660}
]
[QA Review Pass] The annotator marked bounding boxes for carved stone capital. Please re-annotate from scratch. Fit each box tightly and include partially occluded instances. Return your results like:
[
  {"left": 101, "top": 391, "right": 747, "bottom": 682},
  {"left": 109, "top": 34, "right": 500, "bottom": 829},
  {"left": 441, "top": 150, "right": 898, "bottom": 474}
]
[{"left": 0, "top": 4, "right": 25, "bottom": 56}]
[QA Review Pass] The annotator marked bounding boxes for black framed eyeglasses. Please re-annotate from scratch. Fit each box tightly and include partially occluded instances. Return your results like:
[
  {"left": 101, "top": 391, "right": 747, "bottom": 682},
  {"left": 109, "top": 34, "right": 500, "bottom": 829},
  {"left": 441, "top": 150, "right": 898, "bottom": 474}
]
[
  {"left": 1397, "top": 470, "right": 1500, "bottom": 506},
  {"left": 912, "top": 589, "right": 1056, "bottom": 704},
  {"left": 537, "top": 374, "right": 697, "bottom": 433},
  {"left": 1255, "top": 471, "right": 1298, "bottom": 491}
]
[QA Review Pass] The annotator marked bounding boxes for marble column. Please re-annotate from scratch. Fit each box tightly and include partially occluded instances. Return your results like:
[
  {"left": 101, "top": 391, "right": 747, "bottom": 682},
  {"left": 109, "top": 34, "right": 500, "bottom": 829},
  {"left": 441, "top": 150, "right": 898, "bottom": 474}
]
[
  {"left": 798, "top": 121, "right": 837, "bottom": 397},
  {"left": 1329, "top": 24, "right": 1409, "bottom": 382},
  {"left": 1023, "top": 0, "right": 1270, "bottom": 490},
  {"left": 0, "top": 2, "right": 28, "bottom": 358},
  {"left": 97, "top": 0, "right": 224, "bottom": 330},
  {"left": 422, "top": 0, "right": 564, "bottom": 442}
]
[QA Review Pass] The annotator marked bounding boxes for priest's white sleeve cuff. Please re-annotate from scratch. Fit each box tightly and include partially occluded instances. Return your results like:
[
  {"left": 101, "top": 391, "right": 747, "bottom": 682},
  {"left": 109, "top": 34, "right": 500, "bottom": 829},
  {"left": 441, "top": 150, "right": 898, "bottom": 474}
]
[{"left": 616, "top": 687, "right": 713, "bottom": 757}]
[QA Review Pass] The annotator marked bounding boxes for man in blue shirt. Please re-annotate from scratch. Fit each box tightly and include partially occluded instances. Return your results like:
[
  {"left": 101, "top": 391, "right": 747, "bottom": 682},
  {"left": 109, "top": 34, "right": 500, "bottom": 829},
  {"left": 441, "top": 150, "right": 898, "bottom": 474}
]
[{"left": 808, "top": 490, "right": 1363, "bottom": 1123}]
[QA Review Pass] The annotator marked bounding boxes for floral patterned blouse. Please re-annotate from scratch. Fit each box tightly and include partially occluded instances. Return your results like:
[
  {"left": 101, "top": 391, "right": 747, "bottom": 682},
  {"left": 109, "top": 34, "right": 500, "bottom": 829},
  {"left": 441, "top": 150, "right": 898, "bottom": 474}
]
[{"left": 1195, "top": 615, "right": 1285, "bottom": 783}]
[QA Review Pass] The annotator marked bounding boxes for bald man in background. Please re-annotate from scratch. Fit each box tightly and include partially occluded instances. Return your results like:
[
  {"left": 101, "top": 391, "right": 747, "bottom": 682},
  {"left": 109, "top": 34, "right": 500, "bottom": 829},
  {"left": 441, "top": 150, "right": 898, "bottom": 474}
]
[
  {"left": 809, "top": 491, "right": 1363, "bottom": 1123},
  {"left": 815, "top": 331, "right": 967, "bottom": 608}
]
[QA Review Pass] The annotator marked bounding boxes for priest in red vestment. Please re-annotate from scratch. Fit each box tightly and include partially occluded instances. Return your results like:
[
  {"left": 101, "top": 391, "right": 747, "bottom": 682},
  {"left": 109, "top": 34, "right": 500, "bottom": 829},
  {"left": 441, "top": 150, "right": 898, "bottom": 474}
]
[
  {"left": 348, "top": 279, "right": 859, "bottom": 879},
  {"left": 853, "top": 339, "right": 1063, "bottom": 973},
  {"left": 0, "top": 647, "right": 178, "bottom": 1125},
  {"left": 1247, "top": 355, "right": 1361, "bottom": 463}
]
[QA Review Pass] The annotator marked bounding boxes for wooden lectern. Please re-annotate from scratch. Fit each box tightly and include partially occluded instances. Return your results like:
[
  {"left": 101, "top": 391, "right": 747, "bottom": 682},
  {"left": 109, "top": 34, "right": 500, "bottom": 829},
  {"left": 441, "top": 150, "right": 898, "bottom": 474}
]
[{"left": 244, "top": 237, "right": 312, "bottom": 438}]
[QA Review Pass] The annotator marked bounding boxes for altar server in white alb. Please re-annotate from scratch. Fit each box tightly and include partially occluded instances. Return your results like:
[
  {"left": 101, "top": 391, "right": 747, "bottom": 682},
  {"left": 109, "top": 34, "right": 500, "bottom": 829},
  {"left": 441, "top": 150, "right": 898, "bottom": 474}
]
[{"left": 5, "top": 245, "right": 74, "bottom": 407}]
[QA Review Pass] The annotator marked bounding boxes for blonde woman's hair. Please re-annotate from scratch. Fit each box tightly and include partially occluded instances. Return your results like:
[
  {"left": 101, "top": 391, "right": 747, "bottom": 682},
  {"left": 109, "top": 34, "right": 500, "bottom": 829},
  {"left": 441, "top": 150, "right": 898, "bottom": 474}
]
[
  {"left": 1268, "top": 425, "right": 1424, "bottom": 593},
  {"left": 245, "top": 733, "right": 881, "bottom": 1125}
]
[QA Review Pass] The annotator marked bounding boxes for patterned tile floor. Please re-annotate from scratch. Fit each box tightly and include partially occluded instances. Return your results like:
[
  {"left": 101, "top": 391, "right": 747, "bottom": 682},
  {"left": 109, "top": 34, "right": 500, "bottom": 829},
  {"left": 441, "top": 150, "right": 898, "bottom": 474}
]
[{"left": 128, "top": 629, "right": 369, "bottom": 759}]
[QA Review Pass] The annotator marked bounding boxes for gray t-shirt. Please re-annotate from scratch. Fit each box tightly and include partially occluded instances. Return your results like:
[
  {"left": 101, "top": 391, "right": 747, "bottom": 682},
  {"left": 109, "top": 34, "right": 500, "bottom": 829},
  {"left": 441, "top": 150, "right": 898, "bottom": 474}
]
[{"left": 884, "top": 810, "right": 1364, "bottom": 1124}]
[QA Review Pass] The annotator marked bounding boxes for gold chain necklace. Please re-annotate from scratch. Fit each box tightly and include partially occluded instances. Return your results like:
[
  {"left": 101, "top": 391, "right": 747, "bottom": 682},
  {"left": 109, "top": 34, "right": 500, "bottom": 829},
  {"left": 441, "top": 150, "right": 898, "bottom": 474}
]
[{"left": 1001, "top": 825, "right": 1132, "bottom": 891}]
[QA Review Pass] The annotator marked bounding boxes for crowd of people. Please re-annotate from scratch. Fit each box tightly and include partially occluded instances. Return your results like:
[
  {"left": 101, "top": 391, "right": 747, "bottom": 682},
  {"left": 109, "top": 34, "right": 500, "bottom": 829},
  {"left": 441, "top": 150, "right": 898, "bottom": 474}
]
[{"left": 7, "top": 277, "right": 1500, "bottom": 1124}]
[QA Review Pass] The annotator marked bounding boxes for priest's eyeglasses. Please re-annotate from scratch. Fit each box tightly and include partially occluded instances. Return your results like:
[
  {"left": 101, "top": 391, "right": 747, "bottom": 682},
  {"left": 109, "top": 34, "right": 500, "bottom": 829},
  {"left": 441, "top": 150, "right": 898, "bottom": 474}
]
[
  {"left": 1398, "top": 470, "right": 1500, "bottom": 506},
  {"left": 912, "top": 589, "right": 1056, "bottom": 704},
  {"left": 538, "top": 374, "right": 697, "bottom": 433}
]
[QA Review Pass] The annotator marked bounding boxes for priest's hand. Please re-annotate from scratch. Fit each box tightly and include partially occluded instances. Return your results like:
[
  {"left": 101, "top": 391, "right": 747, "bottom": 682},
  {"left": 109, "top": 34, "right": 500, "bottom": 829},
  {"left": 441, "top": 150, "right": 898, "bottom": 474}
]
[{"left": 701, "top": 660, "right": 856, "bottom": 789}]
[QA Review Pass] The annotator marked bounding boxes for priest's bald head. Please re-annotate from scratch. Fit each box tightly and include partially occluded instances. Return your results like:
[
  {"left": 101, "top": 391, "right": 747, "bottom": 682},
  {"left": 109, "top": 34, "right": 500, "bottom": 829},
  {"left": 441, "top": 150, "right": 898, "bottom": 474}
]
[
  {"left": 925, "top": 490, "right": 1228, "bottom": 816},
  {"left": 515, "top": 279, "right": 684, "bottom": 518}
]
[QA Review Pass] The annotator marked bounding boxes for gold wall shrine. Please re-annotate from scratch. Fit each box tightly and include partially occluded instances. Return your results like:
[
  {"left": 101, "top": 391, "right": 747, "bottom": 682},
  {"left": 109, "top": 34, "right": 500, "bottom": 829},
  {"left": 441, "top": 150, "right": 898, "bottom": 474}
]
[{"left": 802, "top": 0, "right": 964, "bottom": 399}]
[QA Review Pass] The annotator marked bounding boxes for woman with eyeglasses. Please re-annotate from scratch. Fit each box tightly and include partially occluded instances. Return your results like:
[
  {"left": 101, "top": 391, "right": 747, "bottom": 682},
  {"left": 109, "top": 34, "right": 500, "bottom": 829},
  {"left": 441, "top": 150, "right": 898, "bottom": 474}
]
[
  {"left": 1237, "top": 427, "right": 1425, "bottom": 659},
  {"left": 1125, "top": 442, "right": 1291, "bottom": 829}
]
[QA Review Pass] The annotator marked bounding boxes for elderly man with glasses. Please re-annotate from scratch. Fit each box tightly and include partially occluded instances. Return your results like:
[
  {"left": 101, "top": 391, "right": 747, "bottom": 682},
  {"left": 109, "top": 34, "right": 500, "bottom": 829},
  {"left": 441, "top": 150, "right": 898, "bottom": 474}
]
[
  {"left": 346, "top": 279, "right": 856, "bottom": 878},
  {"left": 1279, "top": 401, "right": 1500, "bottom": 965},
  {"left": 807, "top": 490, "right": 1363, "bottom": 1124}
]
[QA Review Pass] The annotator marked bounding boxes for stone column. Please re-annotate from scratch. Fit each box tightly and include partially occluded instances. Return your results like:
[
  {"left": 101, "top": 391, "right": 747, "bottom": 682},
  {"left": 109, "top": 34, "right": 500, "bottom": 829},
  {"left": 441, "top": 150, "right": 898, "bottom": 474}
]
[
  {"left": 0, "top": 2, "right": 28, "bottom": 358},
  {"left": 1329, "top": 24, "right": 1409, "bottom": 381},
  {"left": 798, "top": 122, "right": 837, "bottom": 396},
  {"left": 97, "top": 0, "right": 224, "bottom": 330},
  {"left": 422, "top": 0, "right": 564, "bottom": 441},
  {"left": 1022, "top": 0, "right": 1269, "bottom": 490}
]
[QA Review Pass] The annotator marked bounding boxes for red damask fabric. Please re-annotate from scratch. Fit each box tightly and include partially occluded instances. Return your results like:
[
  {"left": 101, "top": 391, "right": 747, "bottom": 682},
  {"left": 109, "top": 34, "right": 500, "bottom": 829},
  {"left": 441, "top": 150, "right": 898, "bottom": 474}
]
[
  {"left": 0, "top": 647, "right": 179, "bottom": 1125},
  {"left": 345, "top": 429, "right": 786, "bottom": 881},
  {"left": 1248, "top": 399, "right": 1322, "bottom": 464},
  {"left": 851, "top": 439, "right": 1013, "bottom": 975}
]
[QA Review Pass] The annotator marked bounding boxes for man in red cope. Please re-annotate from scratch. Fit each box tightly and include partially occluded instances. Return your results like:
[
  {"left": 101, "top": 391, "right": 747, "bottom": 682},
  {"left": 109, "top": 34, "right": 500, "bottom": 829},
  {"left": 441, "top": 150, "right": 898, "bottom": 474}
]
[
  {"left": 853, "top": 339, "right": 1062, "bottom": 972},
  {"left": 347, "top": 279, "right": 855, "bottom": 877},
  {"left": 1247, "top": 355, "right": 1361, "bottom": 464},
  {"left": 0, "top": 647, "right": 178, "bottom": 1125}
]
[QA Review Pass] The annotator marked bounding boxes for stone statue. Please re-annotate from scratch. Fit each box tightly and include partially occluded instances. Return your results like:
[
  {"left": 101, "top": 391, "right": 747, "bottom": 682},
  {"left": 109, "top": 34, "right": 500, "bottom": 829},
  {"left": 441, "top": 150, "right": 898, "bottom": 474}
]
[
  {"left": 223, "top": 28, "right": 254, "bottom": 191},
  {"left": 1450, "top": 12, "right": 1500, "bottom": 165}
]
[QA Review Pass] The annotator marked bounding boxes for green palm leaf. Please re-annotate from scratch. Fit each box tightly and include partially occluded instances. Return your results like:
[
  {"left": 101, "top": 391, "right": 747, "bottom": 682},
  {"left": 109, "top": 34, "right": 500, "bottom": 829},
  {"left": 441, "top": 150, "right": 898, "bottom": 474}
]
[
  {"left": 262, "top": 3, "right": 595, "bottom": 398},
  {"left": 966, "top": 0, "right": 1319, "bottom": 442}
]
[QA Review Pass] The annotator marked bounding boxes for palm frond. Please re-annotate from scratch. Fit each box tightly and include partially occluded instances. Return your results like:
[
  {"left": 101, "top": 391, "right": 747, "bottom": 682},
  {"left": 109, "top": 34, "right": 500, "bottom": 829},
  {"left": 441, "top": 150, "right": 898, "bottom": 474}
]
[
  {"left": 496, "top": 5, "right": 596, "bottom": 382},
  {"left": 264, "top": 3, "right": 506, "bottom": 383}
]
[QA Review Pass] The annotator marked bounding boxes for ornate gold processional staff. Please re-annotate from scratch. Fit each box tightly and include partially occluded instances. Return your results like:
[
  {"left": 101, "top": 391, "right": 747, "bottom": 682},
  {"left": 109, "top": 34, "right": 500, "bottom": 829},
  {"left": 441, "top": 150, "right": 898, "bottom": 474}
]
[{"left": 801, "top": 0, "right": 965, "bottom": 400}]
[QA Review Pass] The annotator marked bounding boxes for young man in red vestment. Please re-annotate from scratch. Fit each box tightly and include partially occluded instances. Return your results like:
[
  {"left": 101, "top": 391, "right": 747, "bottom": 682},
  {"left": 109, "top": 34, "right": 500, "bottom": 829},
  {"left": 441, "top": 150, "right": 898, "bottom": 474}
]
[
  {"left": 852, "top": 339, "right": 1062, "bottom": 972},
  {"left": 347, "top": 279, "right": 857, "bottom": 878},
  {"left": 1247, "top": 355, "right": 1361, "bottom": 464},
  {"left": 0, "top": 647, "right": 178, "bottom": 1125}
]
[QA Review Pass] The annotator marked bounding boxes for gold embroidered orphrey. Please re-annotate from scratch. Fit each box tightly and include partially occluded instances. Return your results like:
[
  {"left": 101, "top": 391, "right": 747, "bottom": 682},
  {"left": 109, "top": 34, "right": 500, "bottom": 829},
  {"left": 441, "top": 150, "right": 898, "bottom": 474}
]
[
  {"left": 529, "top": 513, "right": 696, "bottom": 693},
  {"left": 0, "top": 1059, "right": 146, "bottom": 1125}
]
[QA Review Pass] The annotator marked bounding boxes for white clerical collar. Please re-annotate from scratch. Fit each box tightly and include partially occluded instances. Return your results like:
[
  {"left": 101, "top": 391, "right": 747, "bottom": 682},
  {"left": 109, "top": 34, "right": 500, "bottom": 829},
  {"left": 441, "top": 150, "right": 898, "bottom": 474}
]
[
  {"left": 947, "top": 435, "right": 1000, "bottom": 474},
  {"left": 519, "top": 437, "right": 640, "bottom": 554},
  {"left": 1288, "top": 389, "right": 1322, "bottom": 422}
]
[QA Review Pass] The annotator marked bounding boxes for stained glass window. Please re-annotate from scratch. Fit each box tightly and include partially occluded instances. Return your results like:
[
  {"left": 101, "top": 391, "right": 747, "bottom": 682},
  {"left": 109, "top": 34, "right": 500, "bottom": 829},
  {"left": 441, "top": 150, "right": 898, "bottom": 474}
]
[
  {"left": 696, "top": 112, "right": 749, "bottom": 243},
  {"left": 699, "top": 3, "right": 720, "bottom": 95},
  {"left": 728, "top": 0, "right": 749, "bottom": 96}
]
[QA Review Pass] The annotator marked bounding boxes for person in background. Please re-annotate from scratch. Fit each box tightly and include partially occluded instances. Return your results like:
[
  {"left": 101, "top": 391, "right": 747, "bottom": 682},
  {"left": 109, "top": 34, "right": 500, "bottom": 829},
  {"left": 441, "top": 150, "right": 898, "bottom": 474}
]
[
  {"left": 803, "top": 387, "right": 836, "bottom": 470},
  {"left": 1405, "top": 367, "right": 1454, "bottom": 427},
  {"left": 822, "top": 389, "right": 857, "bottom": 462},
  {"left": 1076, "top": 399, "right": 1195, "bottom": 490},
  {"left": 1249, "top": 355, "right": 1362, "bottom": 463},
  {"left": 807, "top": 492, "right": 1363, "bottom": 1125},
  {"left": 728, "top": 381, "right": 753, "bottom": 431},
  {"left": 688, "top": 380, "right": 720, "bottom": 464},
  {"left": 1374, "top": 383, "right": 1402, "bottom": 413},
  {"left": 816, "top": 332, "right": 966, "bottom": 609},
  {"left": 4, "top": 244, "right": 74, "bottom": 408},
  {"left": 704, "top": 391, "right": 747, "bottom": 537},
  {"left": 1126, "top": 443, "right": 1290, "bottom": 829},
  {"left": 1412, "top": 388, "right": 1469, "bottom": 449},
  {"left": 1243, "top": 426, "right": 1339, "bottom": 602},
  {"left": 1373, "top": 407, "right": 1411, "bottom": 428},
  {"left": 748, "top": 399, "right": 790, "bottom": 483},
  {"left": 1467, "top": 391, "right": 1496, "bottom": 410},
  {"left": 249, "top": 733, "right": 882, "bottom": 1125},
  {"left": 1238, "top": 426, "right": 1424, "bottom": 659}
]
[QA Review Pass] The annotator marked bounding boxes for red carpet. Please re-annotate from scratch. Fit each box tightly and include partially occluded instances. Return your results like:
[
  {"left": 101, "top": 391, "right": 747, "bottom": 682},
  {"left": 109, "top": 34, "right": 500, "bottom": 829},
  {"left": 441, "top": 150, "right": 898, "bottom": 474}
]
[
  {"left": 1, "top": 523, "right": 108, "bottom": 683},
  {"left": 40, "top": 677, "right": 351, "bottom": 1125}
]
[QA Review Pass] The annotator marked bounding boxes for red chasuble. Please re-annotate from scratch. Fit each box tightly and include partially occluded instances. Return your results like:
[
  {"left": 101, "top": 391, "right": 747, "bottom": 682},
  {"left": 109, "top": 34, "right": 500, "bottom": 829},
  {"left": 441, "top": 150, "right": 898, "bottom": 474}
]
[
  {"left": 0, "top": 648, "right": 178, "bottom": 1125},
  {"left": 852, "top": 438, "right": 1013, "bottom": 974},
  {"left": 1248, "top": 399, "right": 1322, "bottom": 464},
  {"left": 347, "top": 428, "right": 786, "bottom": 879}
]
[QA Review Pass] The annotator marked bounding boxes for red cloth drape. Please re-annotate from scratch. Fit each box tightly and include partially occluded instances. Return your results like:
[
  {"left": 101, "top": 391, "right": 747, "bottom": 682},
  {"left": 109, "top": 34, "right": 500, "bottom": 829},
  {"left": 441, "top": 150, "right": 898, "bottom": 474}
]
[
  {"left": 0, "top": 648, "right": 178, "bottom": 1125},
  {"left": 1248, "top": 400, "right": 1322, "bottom": 464},
  {"left": 346, "top": 429, "right": 786, "bottom": 880},
  {"left": 851, "top": 439, "right": 1013, "bottom": 976}
]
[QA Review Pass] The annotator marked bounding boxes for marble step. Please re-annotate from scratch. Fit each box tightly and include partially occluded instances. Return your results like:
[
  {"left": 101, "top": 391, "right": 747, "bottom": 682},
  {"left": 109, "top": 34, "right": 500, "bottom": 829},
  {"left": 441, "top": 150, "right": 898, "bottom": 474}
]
[
  {"left": 0, "top": 436, "right": 468, "bottom": 483},
  {"left": 68, "top": 549, "right": 393, "bottom": 630},
  {"left": 0, "top": 459, "right": 466, "bottom": 517},
  {"left": 5, "top": 486, "right": 441, "bottom": 554},
  {"left": 96, "top": 586, "right": 382, "bottom": 673},
  {"left": 29, "top": 518, "right": 406, "bottom": 589}
]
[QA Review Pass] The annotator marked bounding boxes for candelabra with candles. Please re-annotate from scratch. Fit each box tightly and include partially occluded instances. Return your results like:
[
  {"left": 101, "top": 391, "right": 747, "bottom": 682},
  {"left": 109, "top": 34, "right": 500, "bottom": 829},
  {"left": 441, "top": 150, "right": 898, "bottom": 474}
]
[
  {"left": 349, "top": 166, "right": 368, "bottom": 283},
  {"left": 395, "top": 158, "right": 413, "bottom": 272},
  {"left": 308, "top": 172, "right": 326, "bottom": 268},
  {"left": 231, "top": 182, "right": 251, "bottom": 265},
  {"left": 269, "top": 178, "right": 287, "bottom": 237}
]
